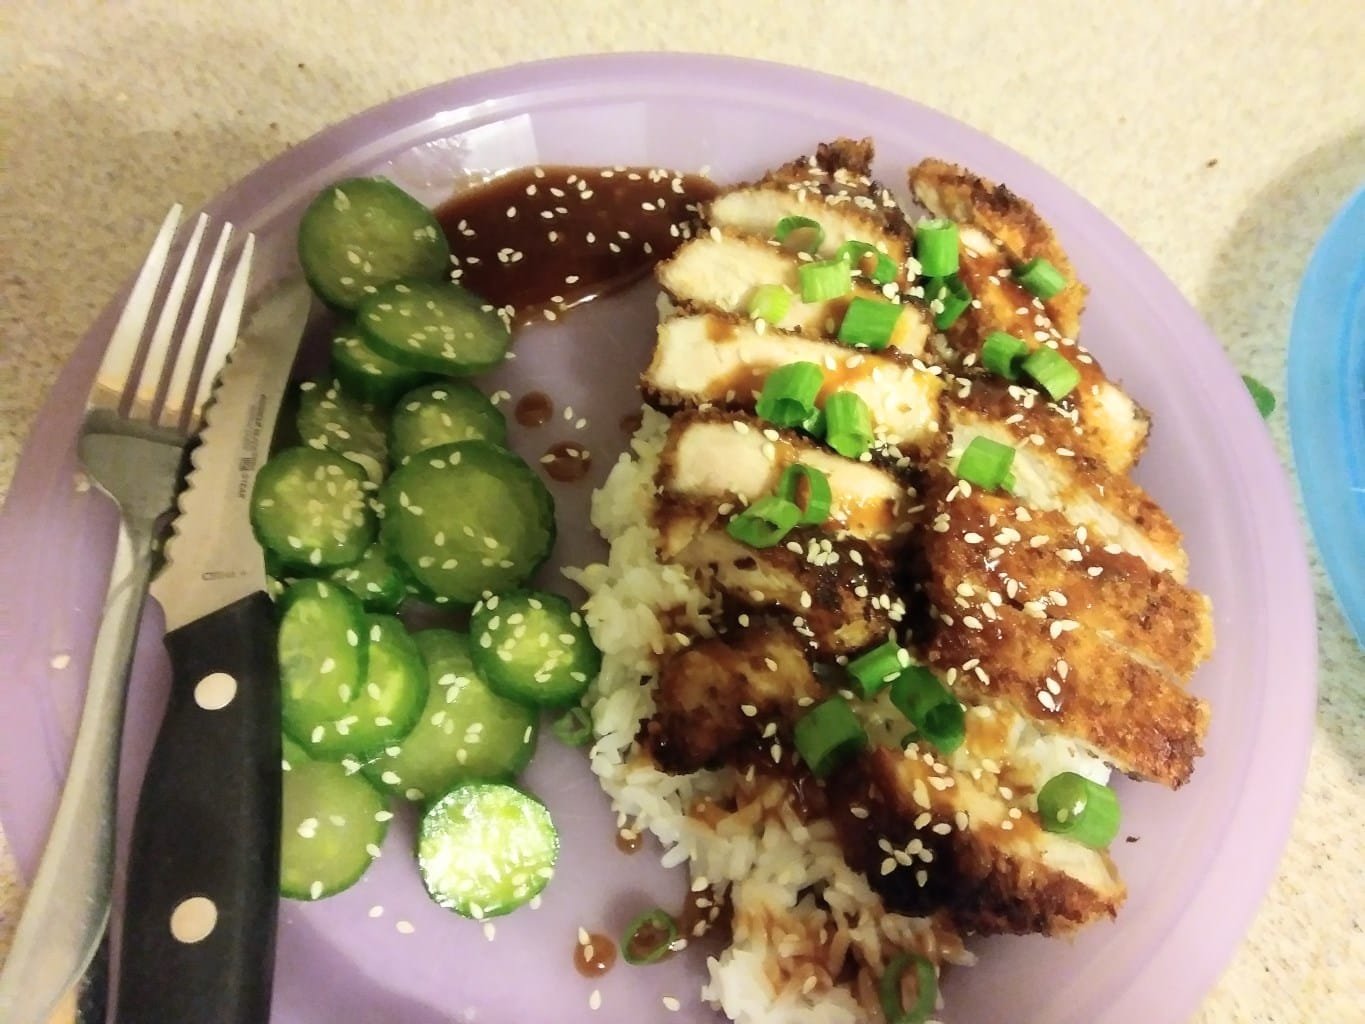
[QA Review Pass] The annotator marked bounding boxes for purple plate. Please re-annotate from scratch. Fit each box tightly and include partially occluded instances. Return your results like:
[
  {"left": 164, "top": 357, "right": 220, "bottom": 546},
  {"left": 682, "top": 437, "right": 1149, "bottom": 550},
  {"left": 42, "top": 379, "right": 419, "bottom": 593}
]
[{"left": 0, "top": 54, "right": 1317, "bottom": 1024}]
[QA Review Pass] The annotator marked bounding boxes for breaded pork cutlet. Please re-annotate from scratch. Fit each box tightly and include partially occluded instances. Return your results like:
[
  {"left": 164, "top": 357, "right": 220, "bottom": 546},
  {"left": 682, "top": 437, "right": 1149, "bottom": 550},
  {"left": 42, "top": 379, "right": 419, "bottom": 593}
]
[{"left": 910, "top": 158, "right": 1150, "bottom": 474}]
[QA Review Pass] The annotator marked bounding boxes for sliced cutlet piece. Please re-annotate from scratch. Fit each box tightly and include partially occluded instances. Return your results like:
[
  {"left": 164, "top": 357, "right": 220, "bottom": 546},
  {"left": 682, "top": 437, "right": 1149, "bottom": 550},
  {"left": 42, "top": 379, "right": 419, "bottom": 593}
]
[
  {"left": 708, "top": 138, "right": 913, "bottom": 279},
  {"left": 920, "top": 474, "right": 1213, "bottom": 681},
  {"left": 655, "top": 409, "right": 918, "bottom": 550},
  {"left": 643, "top": 313, "right": 944, "bottom": 457},
  {"left": 655, "top": 231, "right": 932, "bottom": 358},
  {"left": 829, "top": 747, "right": 1125, "bottom": 937},
  {"left": 945, "top": 378, "right": 1187, "bottom": 581},
  {"left": 910, "top": 158, "right": 1149, "bottom": 473},
  {"left": 642, "top": 622, "right": 824, "bottom": 773}
]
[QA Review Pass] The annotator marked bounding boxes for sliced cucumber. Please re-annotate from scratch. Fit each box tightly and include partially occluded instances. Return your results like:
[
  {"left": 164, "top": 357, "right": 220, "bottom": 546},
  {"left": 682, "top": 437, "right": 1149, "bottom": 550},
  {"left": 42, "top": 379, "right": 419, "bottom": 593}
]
[
  {"left": 298, "top": 177, "right": 450, "bottom": 311},
  {"left": 251, "top": 447, "right": 376, "bottom": 570},
  {"left": 280, "top": 742, "right": 391, "bottom": 901},
  {"left": 297, "top": 379, "right": 389, "bottom": 483},
  {"left": 357, "top": 279, "right": 510, "bottom": 377},
  {"left": 364, "top": 629, "right": 538, "bottom": 801},
  {"left": 378, "top": 441, "right": 555, "bottom": 604},
  {"left": 418, "top": 782, "right": 558, "bottom": 919},
  {"left": 329, "top": 543, "right": 407, "bottom": 613},
  {"left": 279, "top": 580, "right": 368, "bottom": 751},
  {"left": 389, "top": 381, "right": 507, "bottom": 465},
  {"left": 295, "top": 614, "right": 429, "bottom": 761},
  {"left": 469, "top": 590, "right": 600, "bottom": 709},
  {"left": 331, "top": 330, "right": 434, "bottom": 408}
]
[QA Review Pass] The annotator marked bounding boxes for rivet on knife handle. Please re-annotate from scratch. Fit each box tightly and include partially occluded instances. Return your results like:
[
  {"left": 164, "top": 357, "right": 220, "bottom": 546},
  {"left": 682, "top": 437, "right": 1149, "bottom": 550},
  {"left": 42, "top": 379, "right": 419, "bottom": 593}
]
[{"left": 115, "top": 591, "right": 281, "bottom": 1024}]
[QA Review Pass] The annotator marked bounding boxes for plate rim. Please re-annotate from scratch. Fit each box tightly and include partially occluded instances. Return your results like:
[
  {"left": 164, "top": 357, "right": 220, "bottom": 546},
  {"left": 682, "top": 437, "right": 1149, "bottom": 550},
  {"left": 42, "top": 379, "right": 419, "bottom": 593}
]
[{"left": 0, "top": 52, "right": 1320, "bottom": 1024}]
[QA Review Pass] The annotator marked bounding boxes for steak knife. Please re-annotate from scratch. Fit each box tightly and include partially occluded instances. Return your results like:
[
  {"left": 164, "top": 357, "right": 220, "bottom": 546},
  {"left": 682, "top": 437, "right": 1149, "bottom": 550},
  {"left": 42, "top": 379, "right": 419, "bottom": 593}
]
[{"left": 115, "top": 278, "right": 312, "bottom": 1023}]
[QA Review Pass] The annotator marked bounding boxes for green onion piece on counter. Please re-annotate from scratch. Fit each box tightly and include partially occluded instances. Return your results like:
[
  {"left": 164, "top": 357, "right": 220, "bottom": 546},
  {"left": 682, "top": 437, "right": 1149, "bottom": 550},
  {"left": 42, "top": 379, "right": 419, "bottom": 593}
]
[
  {"left": 836, "top": 240, "right": 898, "bottom": 285},
  {"left": 823, "top": 391, "right": 874, "bottom": 458},
  {"left": 1241, "top": 374, "right": 1276, "bottom": 418},
  {"left": 878, "top": 952, "right": 939, "bottom": 1024},
  {"left": 847, "top": 638, "right": 909, "bottom": 698},
  {"left": 798, "top": 259, "right": 852, "bottom": 302},
  {"left": 1036, "top": 771, "right": 1121, "bottom": 848},
  {"left": 746, "top": 282, "right": 794, "bottom": 324},
  {"left": 775, "top": 215, "right": 825, "bottom": 254},
  {"left": 981, "top": 330, "right": 1029, "bottom": 380},
  {"left": 927, "top": 275, "right": 972, "bottom": 330},
  {"left": 1015, "top": 257, "right": 1067, "bottom": 300},
  {"left": 890, "top": 666, "right": 965, "bottom": 754},
  {"left": 955, "top": 436, "right": 1016, "bottom": 490},
  {"left": 800, "top": 406, "right": 826, "bottom": 440},
  {"left": 793, "top": 697, "right": 868, "bottom": 778},
  {"left": 914, "top": 218, "right": 959, "bottom": 278},
  {"left": 621, "top": 907, "right": 679, "bottom": 965},
  {"left": 1021, "top": 347, "right": 1081, "bottom": 401},
  {"left": 726, "top": 495, "right": 802, "bottom": 549},
  {"left": 837, "top": 296, "right": 903, "bottom": 350},
  {"left": 776, "top": 464, "right": 832, "bottom": 526},
  {"left": 755, "top": 361, "right": 824, "bottom": 427},
  {"left": 550, "top": 706, "right": 593, "bottom": 748}
]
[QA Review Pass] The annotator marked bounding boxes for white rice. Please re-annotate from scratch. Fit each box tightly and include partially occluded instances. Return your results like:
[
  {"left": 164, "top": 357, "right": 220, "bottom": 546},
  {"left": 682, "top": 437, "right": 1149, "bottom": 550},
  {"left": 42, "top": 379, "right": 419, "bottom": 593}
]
[{"left": 567, "top": 407, "right": 1106, "bottom": 1023}]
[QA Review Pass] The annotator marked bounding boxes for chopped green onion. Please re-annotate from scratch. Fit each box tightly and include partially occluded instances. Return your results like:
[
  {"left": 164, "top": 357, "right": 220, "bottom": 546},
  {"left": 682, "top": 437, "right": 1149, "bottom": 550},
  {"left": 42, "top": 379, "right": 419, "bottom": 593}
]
[
  {"left": 1021, "top": 347, "right": 1081, "bottom": 401},
  {"left": 550, "top": 706, "right": 593, "bottom": 747},
  {"left": 927, "top": 274, "right": 971, "bottom": 330},
  {"left": 823, "top": 391, "right": 874, "bottom": 458},
  {"left": 726, "top": 495, "right": 801, "bottom": 549},
  {"left": 981, "top": 331, "right": 1029, "bottom": 380},
  {"left": 746, "top": 283, "right": 793, "bottom": 324},
  {"left": 889, "top": 667, "right": 965, "bottom": 753},
  {"left": 1037, "top": 772, "right": 1121, "bottom": 848},
  {"left": 1002, "top": 469, "right": 1017, "bottom": 493},
  {"left": 1242, "top": 374, "right": 1276, "bottom": 418},
  {"left": 798, "top": 259, "right": 851, "bottom": 302},
  {"left": 836, "top": 241, "right": 898, "bottom": 284},
  {"left": 776, "top": 464, "right": 832, "bottom": 526},
  {"left": 793, "top": 697, "right": 867, "bottom": 778},
  {"left": 878, "top": 952, "right": 938, "bottom": 1024},
  {"left": 800, "top": 406, "right": 826, "bottom": 439},
  {"left": 775, "top": 215, "right": 825, "bottom": 254},
  {"left": 1015, "top": 257, "right": 1067, "bottom": 300},
  {"left": 847, "top": 638, "right": 908, "bottom": 698},
  {"left": 755, "top": 361, "right": 824, "bottom": 427},
  {"left": 915, "top": 218, "right": 959, "bottom": 278},
  {"left": 621, "top": 907, "right": 679, "bottom": 965},
  {"left": 837, "top": 297, "right": 903, "bottom": 350},
  {"left": 955, "top": 436, "right": 1016, "bottom": 490}
]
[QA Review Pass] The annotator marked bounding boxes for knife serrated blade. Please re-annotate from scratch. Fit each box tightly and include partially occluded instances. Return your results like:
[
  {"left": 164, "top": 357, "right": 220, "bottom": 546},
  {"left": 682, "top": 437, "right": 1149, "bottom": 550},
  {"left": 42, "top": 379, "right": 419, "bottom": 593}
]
[
  {"left": 151, "top": 278, "right": 312, "bottom": 630},
  {"left": 117, "top": 277, "right": 311, "bottom": 1024}
]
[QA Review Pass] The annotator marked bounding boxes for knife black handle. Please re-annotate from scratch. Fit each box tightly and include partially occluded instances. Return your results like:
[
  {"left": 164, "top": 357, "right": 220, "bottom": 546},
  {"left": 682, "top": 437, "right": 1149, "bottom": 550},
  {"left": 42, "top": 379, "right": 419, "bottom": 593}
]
[{"left": 117, "top": 591, "right": 281, "bottom": 1024}]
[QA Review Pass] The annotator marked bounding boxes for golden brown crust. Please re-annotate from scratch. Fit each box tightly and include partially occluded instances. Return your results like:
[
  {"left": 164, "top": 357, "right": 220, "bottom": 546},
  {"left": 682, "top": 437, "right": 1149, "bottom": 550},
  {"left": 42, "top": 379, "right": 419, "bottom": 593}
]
[{"left": 828, "top": 749, "right": 1125, "bottom": 936}]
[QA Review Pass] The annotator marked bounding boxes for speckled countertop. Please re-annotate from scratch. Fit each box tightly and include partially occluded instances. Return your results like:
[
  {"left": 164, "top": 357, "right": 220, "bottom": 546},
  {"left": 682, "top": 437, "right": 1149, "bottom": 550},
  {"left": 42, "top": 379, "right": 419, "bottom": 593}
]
[{"left": 1, "top": 2, "right": 1362, "bottom": 1020}]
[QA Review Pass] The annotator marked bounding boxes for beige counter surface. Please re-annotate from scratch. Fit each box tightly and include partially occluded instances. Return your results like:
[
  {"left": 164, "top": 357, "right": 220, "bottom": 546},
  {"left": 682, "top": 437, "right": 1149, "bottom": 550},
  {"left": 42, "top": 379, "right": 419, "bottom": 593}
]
[{"left": 1, "top": 2, "right": 1362, "bottom": 1020}]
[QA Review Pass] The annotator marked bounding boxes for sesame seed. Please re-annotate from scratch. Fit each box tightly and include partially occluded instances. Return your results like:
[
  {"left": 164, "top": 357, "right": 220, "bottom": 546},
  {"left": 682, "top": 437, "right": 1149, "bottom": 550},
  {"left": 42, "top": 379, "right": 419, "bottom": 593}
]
[{"left": 395, "top": 920, "right": 415, "bottom": 935}]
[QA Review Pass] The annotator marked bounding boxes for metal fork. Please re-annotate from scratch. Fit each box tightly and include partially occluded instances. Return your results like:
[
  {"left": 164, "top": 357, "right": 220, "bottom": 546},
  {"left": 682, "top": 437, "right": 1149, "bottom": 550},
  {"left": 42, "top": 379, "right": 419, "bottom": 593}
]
[{"left": 0, "top": 207, "right": 255, "bottom": 1024}]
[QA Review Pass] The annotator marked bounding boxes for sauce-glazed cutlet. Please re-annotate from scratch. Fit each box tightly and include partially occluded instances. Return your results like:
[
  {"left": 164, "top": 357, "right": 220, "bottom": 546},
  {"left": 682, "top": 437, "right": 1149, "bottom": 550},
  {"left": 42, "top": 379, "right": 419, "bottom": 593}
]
[{"left": 910, "top": 158, "right": 1150, "bottom": 474}]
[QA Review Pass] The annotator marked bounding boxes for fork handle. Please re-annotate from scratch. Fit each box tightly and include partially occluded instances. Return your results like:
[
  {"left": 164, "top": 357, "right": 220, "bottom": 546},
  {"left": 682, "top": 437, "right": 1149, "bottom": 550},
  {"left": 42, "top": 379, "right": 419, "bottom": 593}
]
[{"left": 116, "top": 592, "right": 281, "bottom": 1024}]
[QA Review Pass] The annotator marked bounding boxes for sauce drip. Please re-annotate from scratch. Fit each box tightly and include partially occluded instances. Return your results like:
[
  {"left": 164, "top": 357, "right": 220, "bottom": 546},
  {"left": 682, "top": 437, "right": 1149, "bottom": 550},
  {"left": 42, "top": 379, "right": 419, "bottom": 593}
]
[
  {"left": 434, "top": 165, "right": 718, "bottom": 322},
  {"left": 614, "top": 828, "right": 643, "bottom": 855},
  {"left": 514, "top": 390, "right": 553, "bottom": 427},
  {"left": 541, "top": 441, "right": 592, "bottom": 483},
  {"left": 572, "top": 931, "right": 617, "bottom": 977},
  {"left": 619, "top": 410, "right": 644, "bottom": 435}
]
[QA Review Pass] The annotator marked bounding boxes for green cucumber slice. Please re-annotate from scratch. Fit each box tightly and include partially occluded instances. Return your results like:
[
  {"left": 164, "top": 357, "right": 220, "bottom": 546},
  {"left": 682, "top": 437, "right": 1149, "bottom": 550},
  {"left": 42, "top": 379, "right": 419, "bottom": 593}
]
[
  {"left": 389, "top": 381, "right": 507, "bottom": 465},
  {"left": 357, "top": 279, "right": 510, "bottom": 377},
  {"left": 364, "top": 629, "right": 538, "bottom": 801},
  {"left": 297, "top": 379, "right": 389, "bottom": 483},
  {"left": 250, "top": 447, "right": 376, "bottom": 570},
  {"left": 279, "top": 580, "right": 368, "bottom": 753},
  {"left": 297, "top": 177, "right": 450, "bottom": 311},
  {"left": 469, "top": 590, "right": 600, "bottom": 709},
  {"left": 378, "top": 441, "right": 555, "bottom": 604},
  {"left": 329, "top": 543, "right": 408, "bottom": 613},
  {"left": 418, "top": 782, "right": 558, "bottom": 918},
  {"left": 331, "top": 330, "right": 435, "bottom": 408},
  {"left": 280, "top": 744, "right": 391, "bottom": 900}
]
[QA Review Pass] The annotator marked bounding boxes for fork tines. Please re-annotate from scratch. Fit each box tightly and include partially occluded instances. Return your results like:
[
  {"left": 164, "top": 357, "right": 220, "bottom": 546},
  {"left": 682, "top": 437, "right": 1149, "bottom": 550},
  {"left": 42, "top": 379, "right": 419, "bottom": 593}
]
[{"left": 90, "top": 205, "right": 255, "bottom": 433}]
